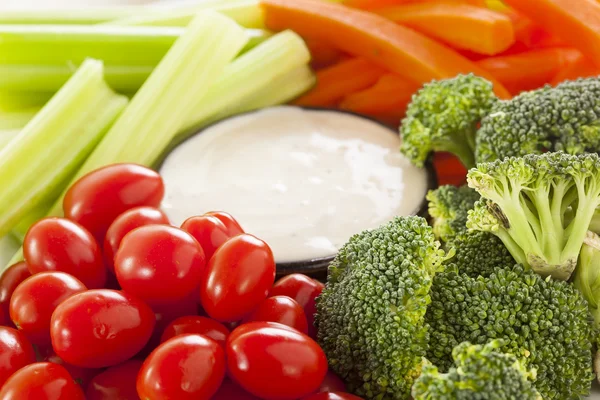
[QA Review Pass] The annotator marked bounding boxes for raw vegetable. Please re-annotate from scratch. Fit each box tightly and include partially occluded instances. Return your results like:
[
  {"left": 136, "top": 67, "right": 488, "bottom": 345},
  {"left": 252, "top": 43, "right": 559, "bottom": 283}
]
[
  {"left": 293, "top": 58, "right": 385, "bottom": 107},
  {"left": 0, "top": 108, "right": 39, "bottom": 131},
  {"left": 261, "top": 0, "right": 510, "bottom": 98},
  {"left": 303, "top": 37, "right": 345, "bottom": 69},
  {"left": 0, "top": 327, "right": 36, "bottom": 386},
  {"left": 181, "top": 215, "right": 234, "bottom": 261},
  {"left": 86, "top": 360, "right": 142, "bottom": 400},
  {"left": 426, "top": 184, "right": 480, "bottom": 243},
  {"left": 574, "top": 232, "right": 600, "bottom": 336},
  {"left": 160, "top": 316, "right": 230, "bottom": 347},
  {"left": 0, "top": 362, "right": 85, "bottom": 399},
  {"left": 551, "top": 52, "right": 600, "bottom": 85},
  {"left": 376, "top": 2, "right": 515, "bottom": 55}
]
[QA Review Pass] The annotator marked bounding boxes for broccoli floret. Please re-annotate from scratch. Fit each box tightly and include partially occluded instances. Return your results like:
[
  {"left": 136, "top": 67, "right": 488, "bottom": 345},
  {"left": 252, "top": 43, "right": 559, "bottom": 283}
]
[
  {"left": 573, "top": 231, "right": 600, "bottom": 336},
  {"left": 467, "top": 152, "right": 600, "bottom": 280},
  {"left": 426, "top": 264, "right": 595, "bottom": 399},
  {"left": 315, "top": 216, "right": 453, "bottom": 400},
  {"left": 400, "top": 74, "right": 498, "bottom": 169},
  {"left": 476, "top": 78, "right": 600, "bottom": 163},
  {"left": 426, "top": 185, "right": 480, "bottom": 243},
  {"left": 412, "top": 340, "right": 542, "bottom": 400},
  {"left": 447, "top": 231, "right": 515, "bottom": 278}
]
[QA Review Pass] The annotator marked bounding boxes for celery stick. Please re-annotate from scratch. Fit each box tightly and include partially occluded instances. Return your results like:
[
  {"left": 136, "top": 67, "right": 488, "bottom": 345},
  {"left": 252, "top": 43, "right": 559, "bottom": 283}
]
[
  {"left": 0, "top": 7, "right": 143, "bottom": 25},
  {"left": 0, "top": 92, "right": 51, "bottom": 111},
  {"left": 11, "top": 202, "right": 53, "bottom": 242},
  {"left": 0, "top": 59, "right": 128, "bottom": 239},
  {"left": 0, "top": 130, "right": 19, "bottom": 149},
  {"left": 0, "top": 235, "right": 20, "bottom": 269},
  {"left": 0, "top": 107, "right": 39, "bottom": 130}
]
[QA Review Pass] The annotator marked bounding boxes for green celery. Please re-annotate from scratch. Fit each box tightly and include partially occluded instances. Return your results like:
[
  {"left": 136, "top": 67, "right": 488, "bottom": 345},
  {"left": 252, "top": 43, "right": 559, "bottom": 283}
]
[
  {"left": 0, "top": 6, "right": 143, "bottom": 25},
  {"left": 0, "top": 92, "right": 51, "bottom": 111},
  {"left": 0, "top": 130, "right": 19, "bottom": 149},
  {"left": 0, "top": 235, "right": 20, "bottom": 269},
  {"left": 11, "top": 202, "right": 53, "bottom": 242},
  {"left": 0, "top": 107, "right": 39, "bottom": 130},
  {"left": 0, "top": 58, "right": 128, "bottom": 239}
]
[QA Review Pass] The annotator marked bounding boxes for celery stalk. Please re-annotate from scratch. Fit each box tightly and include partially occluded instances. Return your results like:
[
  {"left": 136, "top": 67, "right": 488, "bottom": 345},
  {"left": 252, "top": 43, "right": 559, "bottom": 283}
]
[
  {"left": 0, "top": 59, "right": 128, "bottom": 239},
  {"left": 0, "top": 235, "right": 20, "bottom": 269},
  {"left": 0, "top": 130, "right": 19, "bottom": 149},
  {"left": 11, "top": 202, "right": 53, "bottom": 242},
  {"left": 0, "top": 7, "right": 144, "bottom": 25},
  {"left": 0, "top": 92, "right": 51, "bottom": 111},
  {"left": 0, "top": 107, "right": 39, "bottom": 130}
]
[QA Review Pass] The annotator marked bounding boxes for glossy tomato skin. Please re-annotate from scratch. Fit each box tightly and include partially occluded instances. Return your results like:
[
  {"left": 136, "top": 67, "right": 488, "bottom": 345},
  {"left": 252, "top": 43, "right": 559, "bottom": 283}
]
[
  {"left": 50, "top": 289, "right": 155, "bottom": 368},
  {"left": 212, "top": 379, "right": 261, "bottom": 400},
  {"left": 200, "top": 234, "right": 275, "bottom": 322},
  {"left": 302, "top": 392, "right": 363, "bottom": 400},
  {"left": 227, "top": 323, "right": 328, "bottom": 400},
  {"left": 270, "top": 274, "right": 324, "bottom": 338},
  {"left": 63, "top": 163, "right": 165, "bottom": 242},
  {"left": 205, "top": 211, "right": 244, "bottom": 236},
  {"left": 181, "top": 215, "right": 232, "bottom": 260},
  {"left": 0, "top": 262, "right": 31, "bottom": 320},
  {"left": 227, "top": 321, "right": 300, "bottom": 343},
  {"left": 0, "top": 326, "right": 36, "bottom": 386},
  {"left": 23, "top": 218, "right": 106, "bottom": 289},
  {"left": 10, "top": 272, "right": 87, "bottom": 345},
  {"left": 0, "top": 362, "right": 85, "bottom": 400},
  {"left": 317, "top": 371, "right": 347, "bottom": 393},
  {"left": 103, "top": 206, "right": 169, "bottom": 274},
  {"left": 160, "top": 316, "right": 230, "bottom": 347},
  {"left": 86, "top": 360, "right": 142, "bottom": 400},
  {"left": 137, "top": 334, "right": 225, "bottom": 400},
  {"left": 243, "top": 295, "right": 308, "bottom": 334},
  {"left": 115, "top": 225, "right": 206, "bottom": 306},
  {"left": 0, "top": 306, "right": 7, "bottom": 326},
  {"left": 42, "top": 349, "right": 100, "bottom": 391}
]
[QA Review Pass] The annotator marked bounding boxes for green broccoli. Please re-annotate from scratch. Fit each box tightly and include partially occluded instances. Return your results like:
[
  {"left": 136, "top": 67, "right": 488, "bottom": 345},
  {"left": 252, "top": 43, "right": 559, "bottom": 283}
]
[
  {"left": 400, "top": 74, "right": 498, "bottom": 169},
  {"left": 412, "top": 340, "right": 542, "bottom": 400},
  {"left": 425, "top": 264, "right": 595, "bottom": 399},
  {"left": 315, "top": 216, "right": 453, "bottom": 400},
  {"left": 476, "top": 77, "right": 600, "bottom": 163},
  {"left": 426, "top": 185, "right": 480, "bottom": 243},
  {"left": 573, "top": 231, "right": 600, "bottom": 336},
  {"left": 447, "top": 231, "right": 515, "bottom": 278},
  {"left": 467, "top": 152, "right": 600, "bottom": 280}
]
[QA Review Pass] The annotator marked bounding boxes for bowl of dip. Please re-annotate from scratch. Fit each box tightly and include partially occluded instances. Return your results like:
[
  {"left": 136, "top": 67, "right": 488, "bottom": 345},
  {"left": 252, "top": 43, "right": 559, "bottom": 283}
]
[{"left": 157, "top": 106, "right": 436, "bottom": 279}]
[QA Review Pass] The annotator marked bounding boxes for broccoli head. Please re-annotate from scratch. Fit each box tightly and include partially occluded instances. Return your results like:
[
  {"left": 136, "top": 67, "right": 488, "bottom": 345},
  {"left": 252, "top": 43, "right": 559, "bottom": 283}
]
[
  {"left": 447, "top": 230, "right": 515, "bottom": 278},
  {"left": 400, "top": 74, "right": 498, "bottom": 169},
  {"left": 476, "top": 77, "right": 600, "bottom": 163},
  {"left": 315, "top": 216, "right": 453, "bottom": 400},
  {"left": 426, "top": 185, "right": 480, "bottom": 243},
  {"left": 412, "top": 340, "right": 541, "bottom": 400},
  {"left": 467, "top": 152, "right": 600, "bottom": 280},
  {"left": 426, "top": 264, "right": 595, "bottom": 399}
]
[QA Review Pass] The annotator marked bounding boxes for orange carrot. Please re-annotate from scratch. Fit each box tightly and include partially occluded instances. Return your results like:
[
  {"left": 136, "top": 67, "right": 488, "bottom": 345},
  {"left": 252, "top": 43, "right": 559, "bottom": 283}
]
[
  {"left": 550, "top": 53, "right": 600, "bottom": 85},
  {"left": 376, "top": 2, "right": 515, "bottom": 55},
  {"left": 502, "top": 0, "right": 600, "bottom": 68},
  {"left": 261, "top": 0, "right": 510, "bottom": 98},
  {"left": 303, "top": 37, "right": 346, "bottom": 69},
  {"left": 293, "top": 58, "right": 385, "bottom": 107},
  {"left": 343, "top": 0, "right": 485, "bottom": 11},
  {"left": 339, "top": 74, "right": 420, "bottom": 116},
  {"left": 476, "top": 47, "right": 581, "bottom": 95},
  {"left": 503, "top": 9, "right": 564, "bottom": 49}
]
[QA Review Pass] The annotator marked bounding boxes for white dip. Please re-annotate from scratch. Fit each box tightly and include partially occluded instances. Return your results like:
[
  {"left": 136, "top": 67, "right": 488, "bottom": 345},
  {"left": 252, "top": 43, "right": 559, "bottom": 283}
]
[{"left": 160, "top": 106, "right": 429, "bottom": 263}]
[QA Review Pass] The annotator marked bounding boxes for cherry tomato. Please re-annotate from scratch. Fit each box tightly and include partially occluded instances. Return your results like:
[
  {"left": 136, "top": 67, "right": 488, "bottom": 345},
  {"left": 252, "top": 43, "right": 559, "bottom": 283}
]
[
  {"left": 86, "top": 360, "right": 142, "bottom": 400},
  {"left": 103, "top": 206, "right": 170, "bottom": 274},
  {"left": 181, "top": 215, "right": 232, "bottom": 260},
  {"left": 51, "top": 289, "right": 155, "bottom": 368},
  {"left": 0, "top": 306, "right": 7, "bottom": 326},
  {"left": 227, "top": 321, "right": 300, "bottom": 343},
  {"left": 205, "top": 211, "right": 244, "bottom": 236},
  {"left": 0, "top": 362, "right": 85, "bottom": 400},
  {"left": 0, "top": 326, "right": 36, "bottom": 386},
  {"left": 227, "top": 323, "right": 328, "bottom": 399},
  {"left": 42, "top": 349, "right": 100, "bottom": 391},
  {"left": 243, "top": 295, "right": 308, "bottom": 334},
  {"left": 212, "top": 379, "right": 261, "bottom": 400},
  {"left": 23, "top": 218, "right": 106, "bottom": 289},
  {"left": 115, "top": 225, "right": 206, "bottom": 305},
  {"left": 63, "top": 163, "right": 164, "bottom": 242},
  {"left": 318, "top": 371, "right": 347, "bottom": 393},
  {"left": 0, "top": 262, "right": 31, "bottom": 319},
  {"left": 160, "top": 316, "right": 230, "bottom": 347},
  {"left": 200, "top": 234, "right": 275, "bottom": 322},
  {"left": 302, "top": 392, "right": 363, "bottom": 400},
  {"left": 10, "top": 272, "right": 87, "bottom": 346},
  {"left": 137, "top": 334, "right": 225, "bottom": 400},
  {"left": 270, "top": 274, "right": 325, "bottom": 338}
]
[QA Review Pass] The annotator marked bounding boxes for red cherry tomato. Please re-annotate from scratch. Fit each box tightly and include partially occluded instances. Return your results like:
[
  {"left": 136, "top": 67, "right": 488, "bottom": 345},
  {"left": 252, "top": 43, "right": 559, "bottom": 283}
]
[
  {"left": 243, "top": 295, "right": 308, "bottom": 334},
  {"left": 137, "top": 334, "right": 225, "bottom": 400},
  {"left": 227, "top": 323, "right": 328, "bottom": 400},
  {"left": 200, "top": 234, "right": 275, "bottom": 322},
  {"left": 160, "top": 316, "right": 230, "bottom": 347},
  {"left": 181, "top": 215, "right": 232, "bottom": 260},
  {"left": 227, "top": 321, "right": 301, "bottom": 343},
  {"left": 63, "top": 163, "right": 164, "bottom": 242},
  {"left": 24, "top": 218, "right": 106, "bottom": 289},
  {"left": 0, "top": 362, "right": 85, "bottom": 400},
  {"left": 318, "top": 371, "right": 347, "bottom": 393},
  {"left": 205, "top": 211, "right": 244, "bottom": 236},
  {"left": 86, "top": 360, "right": 142, "bottom": 400},
  {"left": 42, "top": 349, "right": 100, "bottom": 391},
  {"left": 115, "top": 225, "right": 206, "bottom": 305},
  {"left": 0, "top": 326, "right": 36, "bottom": 386},
  {"left": 50, "top": 289, "right": 155, "bottom": 368},
  {"left": 9, "top": 272, "right": 87, "bottom": 346},
  {"left": 103, "top": 206, "right": 170, "bottom": 274},
  {"left": 302, "top": 392, "right": 363, "bottom": 400},
  {"left": 212, "top": 379, "right": 261, "bottom": 400},
  {"left": 0, "top": 306, "right": 7, "bottom": 326},
  {"left": 0, "top": 262, "right": 30, "bottom": 322},
  {"left": 270, "top": 274, "right": 325, "bottom": 338}
]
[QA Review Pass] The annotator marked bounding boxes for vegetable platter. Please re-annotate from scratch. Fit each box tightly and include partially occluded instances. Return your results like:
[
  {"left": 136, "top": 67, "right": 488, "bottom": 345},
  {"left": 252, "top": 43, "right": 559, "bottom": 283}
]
[{"left": 2, "top": 0, "right": 600, "bottom": 399}]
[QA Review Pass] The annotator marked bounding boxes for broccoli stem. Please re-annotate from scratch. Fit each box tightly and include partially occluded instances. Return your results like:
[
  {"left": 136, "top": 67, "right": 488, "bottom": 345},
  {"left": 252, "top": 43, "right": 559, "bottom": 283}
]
[{"left": 436, "top": 133, "right": 476, "bottom": 169}]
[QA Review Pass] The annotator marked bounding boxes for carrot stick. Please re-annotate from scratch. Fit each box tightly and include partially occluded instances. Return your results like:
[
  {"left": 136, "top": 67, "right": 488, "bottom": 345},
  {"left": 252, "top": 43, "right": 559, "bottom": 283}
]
[
  {"left": 261, "top": 0, "right": 510, "bottom": 98},
  {"left": 502, "top": 0, "right": 600, "bottom": 68},
  {"left": 293, "top": 57, "right": 385, "bottom": 107},
  {"left": 343, "top": 0, "right": 485, "bottom": 11},
  {"left": 376, "top": 2, "right": 515, "bottom": 55},
  {"left": 503, "top": 9, "right": 564, "bottom": 49},
  {"left": 303, "top": 37, "right": 346, "bottom": 69},
  {"left": 476, "top": 47, "right": 581, "bottom": 95},
  {"left": 339, "top": 74, "right": 420, "bottom": 116},
  {"left": 550, "top": 53, "right": 600, "bottom": 85}
]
